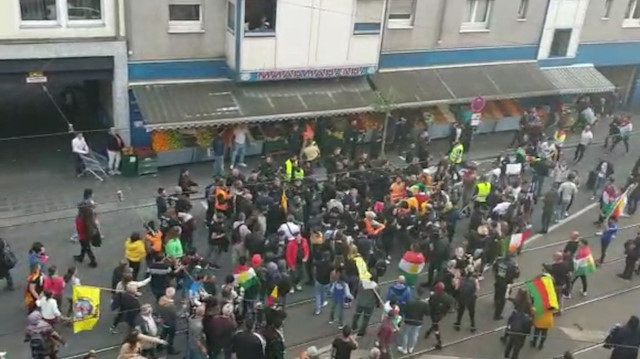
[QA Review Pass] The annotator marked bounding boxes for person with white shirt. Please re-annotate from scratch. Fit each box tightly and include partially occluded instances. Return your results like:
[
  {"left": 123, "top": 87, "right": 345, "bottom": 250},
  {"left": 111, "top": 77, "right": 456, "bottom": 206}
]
[
  {"left": 574, "top": 125, "right": 593, "bottom": 162},
  {"left": 230, "top": 124, "right": 252, "bottom": 169},
  {"left": 71, "top": 132, "right": 90, "bottom": 176},
  {"left": 37, "top": 290, "right": 63, "bottom": 324},
  {"left": 557, "top": 174, "right": 578, "bottom": 221},
  {"left": 278, "top": 215, "right": 301, "bottom": 243}
]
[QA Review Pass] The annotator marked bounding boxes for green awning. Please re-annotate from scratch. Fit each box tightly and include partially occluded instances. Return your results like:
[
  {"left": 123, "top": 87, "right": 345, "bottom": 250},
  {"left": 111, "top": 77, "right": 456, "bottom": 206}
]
[
  {"left": 371, "top": 62, "right": 561, "bottom": 109},
  {"left": 133, "top": 78, "right": 377, "bottom": 130}
]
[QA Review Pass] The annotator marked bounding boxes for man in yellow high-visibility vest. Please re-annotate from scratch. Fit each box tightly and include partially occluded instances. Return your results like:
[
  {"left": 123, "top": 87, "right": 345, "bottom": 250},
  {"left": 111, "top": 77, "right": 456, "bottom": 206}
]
[
  {"left": 449, "top": 141, "right": 464, "bottom": 181},
  {"left": 474, "top": 175, "right": 492, "bottom": 210}
]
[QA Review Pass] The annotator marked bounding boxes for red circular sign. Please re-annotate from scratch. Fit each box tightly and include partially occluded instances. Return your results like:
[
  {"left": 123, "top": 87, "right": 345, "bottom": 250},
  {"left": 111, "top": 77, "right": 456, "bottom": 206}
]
[{"left": 471, "top": 96, "right": 485, "bottom": 113}]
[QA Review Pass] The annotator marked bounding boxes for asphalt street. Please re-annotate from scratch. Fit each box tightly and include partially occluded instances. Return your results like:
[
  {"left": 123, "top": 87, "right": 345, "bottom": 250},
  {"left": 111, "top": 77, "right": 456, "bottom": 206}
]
[{"left": 0, "top": 131, "right": 638, "bottom": 359}]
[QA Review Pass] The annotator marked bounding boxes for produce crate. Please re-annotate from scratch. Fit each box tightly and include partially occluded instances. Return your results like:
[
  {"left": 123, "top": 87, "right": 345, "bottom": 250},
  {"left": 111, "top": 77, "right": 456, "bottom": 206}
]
[
  {"left": 137, "top": 156, "right": 158, "bottom": 176},
  {"left": 121, "top": 155, "right": 138, "bottom": 177}
]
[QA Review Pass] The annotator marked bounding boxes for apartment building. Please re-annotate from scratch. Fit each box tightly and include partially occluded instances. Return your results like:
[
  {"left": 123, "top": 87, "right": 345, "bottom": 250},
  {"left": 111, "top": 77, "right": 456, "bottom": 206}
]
[{"left": 124, "top": 0, "right": 638, "bottom": 166}]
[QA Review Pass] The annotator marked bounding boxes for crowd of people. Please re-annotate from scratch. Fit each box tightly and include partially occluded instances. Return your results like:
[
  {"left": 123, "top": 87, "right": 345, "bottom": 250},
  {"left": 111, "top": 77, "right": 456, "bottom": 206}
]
[{"left": 4, "top": 109, "right": 640, "bottom": 359}]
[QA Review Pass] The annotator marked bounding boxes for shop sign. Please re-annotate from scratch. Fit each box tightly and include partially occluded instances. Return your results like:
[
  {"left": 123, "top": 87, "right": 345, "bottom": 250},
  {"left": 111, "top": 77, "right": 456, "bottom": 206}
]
[
  {"left": 26, "top": 71, "right": 47, "bottom": 84},
  {"left": 471, "top": 96, "right": 485, "bottom": 113},
  {"left": 240, "top": 66, "right": 376, "bottom": 81},
  {"left": 471, "top": 113, "right": 481, "bottom": 127}
]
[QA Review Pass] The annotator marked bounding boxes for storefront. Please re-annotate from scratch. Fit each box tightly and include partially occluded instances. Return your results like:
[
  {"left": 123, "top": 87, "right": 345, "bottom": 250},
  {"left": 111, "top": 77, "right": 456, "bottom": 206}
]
[
  {"left": 371, "top": 62, "right": 616, "bottom": 140},
  {"left": 129, "top": 77, "right": 380, "bottom": 167}
]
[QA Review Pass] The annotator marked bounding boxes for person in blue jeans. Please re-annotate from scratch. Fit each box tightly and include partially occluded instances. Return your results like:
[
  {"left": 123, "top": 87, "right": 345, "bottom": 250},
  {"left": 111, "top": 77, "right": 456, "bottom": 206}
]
[
  {"left": 313, "top": 252, "right": 333, "bottom": 315},
  {"left": 329, "top": 270, "right": 353, "bottom": 328},
  {"left": 398, "top": 287, "right": 431, "bottom": 354}
]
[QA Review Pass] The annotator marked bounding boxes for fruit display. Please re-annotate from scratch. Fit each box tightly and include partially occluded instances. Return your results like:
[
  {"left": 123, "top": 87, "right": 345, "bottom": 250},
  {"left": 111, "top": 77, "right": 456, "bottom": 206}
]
[
  {"left": 355, "top": 113, "right": 382, "bottom": 130},
  {"left": 482, "top": 101, "right": 503, "bottom": 120},
  {"left": 499, "top": 100, "right": 523, "bottom": 117},
  {"left": 151, "top": 130, "right": 185, "bottom": 152},
  {"left": 195, "top": 128, "right": 215, "bottom": 149}
]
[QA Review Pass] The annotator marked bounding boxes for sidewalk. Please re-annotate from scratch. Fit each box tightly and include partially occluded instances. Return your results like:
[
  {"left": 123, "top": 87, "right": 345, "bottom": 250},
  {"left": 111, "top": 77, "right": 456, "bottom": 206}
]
[{"left": 0, "top": 118, "right": 617, "bottom": 227}]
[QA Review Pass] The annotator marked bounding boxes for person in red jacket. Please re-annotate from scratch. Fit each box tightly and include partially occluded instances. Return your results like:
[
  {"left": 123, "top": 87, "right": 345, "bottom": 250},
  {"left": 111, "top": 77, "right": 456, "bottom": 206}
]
[{"left": 286, "top": 232, "right": 310, "bottom": 292}]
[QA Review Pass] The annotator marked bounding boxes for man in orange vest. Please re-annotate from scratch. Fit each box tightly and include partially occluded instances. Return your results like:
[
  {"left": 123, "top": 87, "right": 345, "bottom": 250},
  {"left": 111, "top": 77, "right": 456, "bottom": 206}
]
[
  {"left": 364, "top": 211, "right": 386, "bottom": 238},
  {"left": 214, "top": 179, "right": 231, "bottom": 216},
  {"left": 390, "top": 176, "right": 407, "bottom": 203}
]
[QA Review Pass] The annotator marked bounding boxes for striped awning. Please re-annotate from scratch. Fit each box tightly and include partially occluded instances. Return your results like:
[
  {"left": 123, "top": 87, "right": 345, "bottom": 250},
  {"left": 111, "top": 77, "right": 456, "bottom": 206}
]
[
  {"left": 541, "top": 65, "right": 616, "bottom": 94},
  {"left": 133, "top": 78, "right": 377, "bottom": 130}
]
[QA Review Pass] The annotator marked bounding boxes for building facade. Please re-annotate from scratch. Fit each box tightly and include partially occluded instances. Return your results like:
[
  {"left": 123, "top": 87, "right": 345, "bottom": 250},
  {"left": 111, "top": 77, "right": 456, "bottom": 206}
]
[
  {"left": 121, "top": 0, "right": 640, "bottom": 165},
  {"left": 0, "top": 0, "right": 128, "bottom": 140}
]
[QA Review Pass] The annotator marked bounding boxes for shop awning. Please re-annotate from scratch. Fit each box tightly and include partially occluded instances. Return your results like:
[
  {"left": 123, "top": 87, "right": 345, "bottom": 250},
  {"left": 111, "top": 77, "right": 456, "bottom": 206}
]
[
  {"left": 371, "top": 62, "right": 562, "bottom": 109},
  {"left": 541, "top": 65, "right": 616, "bottom": 94},
  {"left": 133, "top": 78, "right": 377, "bottom": 130}
]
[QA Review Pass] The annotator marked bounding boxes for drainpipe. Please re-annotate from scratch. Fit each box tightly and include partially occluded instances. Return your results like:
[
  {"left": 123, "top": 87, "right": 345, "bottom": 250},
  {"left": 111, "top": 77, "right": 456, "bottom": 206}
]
[
  {"left": 434, "top": 0, "right": 448, "bottom": 46},
  {"left": 377, "top": 0, "right": 391, "bottom": 67}
]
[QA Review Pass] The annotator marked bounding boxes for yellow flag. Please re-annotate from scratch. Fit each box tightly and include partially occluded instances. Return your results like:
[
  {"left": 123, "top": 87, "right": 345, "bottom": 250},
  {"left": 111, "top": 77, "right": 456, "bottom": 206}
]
[
  {"left": 73, "top": 286, "right": 101, "bottom": 333},
  {"left": 281, "top": 190, "right": 288, "bottom": 213}
]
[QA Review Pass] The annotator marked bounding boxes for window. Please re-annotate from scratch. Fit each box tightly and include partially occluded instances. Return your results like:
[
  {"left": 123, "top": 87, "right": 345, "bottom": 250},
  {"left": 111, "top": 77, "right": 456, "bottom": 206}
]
[
  {"left": 245, "top": 0, "right": 276, "bottom": 34},
  {"left": 461, "top": 0, "right": 492, "bottom": 31},
  {"left": 20, "top": 0, "right": 57, "bottom": 22},
  {"left": 603, "top": 0, "right": 613, "bottom": 18},
  {"left": 388, "top": 0, "right": 415, "bottom": 28},
  {"left": 549, "top": 29, "right": 572, "bottom": 57},
  {"left": 67, "top": 0, "right": 101, "bottom": 21},
  {"left": 624, "top": 0, "right": 640, "bottom": 26},
  {"left": 227, "top": 2, "right": 235, "bottom": 33},
  {"left": 517, "top": 0, "right": 528, "bottom": 19},
  {"left": 169, "top": 3, "right": 203, "bottom": 33}
]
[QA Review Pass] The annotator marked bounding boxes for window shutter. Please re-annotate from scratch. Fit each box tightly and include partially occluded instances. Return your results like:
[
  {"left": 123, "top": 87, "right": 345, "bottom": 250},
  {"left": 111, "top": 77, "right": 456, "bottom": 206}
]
[{"left": 356, "top": 0, "right": 384, "bottom": 23}]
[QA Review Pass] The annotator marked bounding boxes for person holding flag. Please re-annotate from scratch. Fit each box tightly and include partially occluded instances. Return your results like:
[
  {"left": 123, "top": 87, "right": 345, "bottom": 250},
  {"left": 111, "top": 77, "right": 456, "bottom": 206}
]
[
  {"left": 571, "top": 239, "right": 596, "bottom": 297},
  {"left": 398, "top": 244, "right": 425, "bottom": 289},
  {"left": 598, "top": 217, "right": 619, "bottom": 265}
]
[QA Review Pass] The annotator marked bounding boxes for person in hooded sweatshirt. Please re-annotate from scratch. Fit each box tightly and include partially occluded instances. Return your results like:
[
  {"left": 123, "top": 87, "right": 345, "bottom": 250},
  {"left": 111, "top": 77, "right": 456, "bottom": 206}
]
[
  {"left": 386, "top": 275, "right": 411, "bottom": 315},
  {"left": 424, "top": 282, "right": 454, "bottom": 350},
  {"left": 398, "top": 286, "right": 430, "bottom": 354},
  {"left": 156, "top": 287, "right": 181, "bottom": 355},
  {"left": 606, "top": 315, "right": 640, "bottom": 359}
]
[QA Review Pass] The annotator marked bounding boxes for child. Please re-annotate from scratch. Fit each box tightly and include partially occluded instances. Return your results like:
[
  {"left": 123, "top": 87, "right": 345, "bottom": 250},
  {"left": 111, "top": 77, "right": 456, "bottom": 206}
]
[{"left": 329, "top": 269, "right": 353, "bottom": 329}]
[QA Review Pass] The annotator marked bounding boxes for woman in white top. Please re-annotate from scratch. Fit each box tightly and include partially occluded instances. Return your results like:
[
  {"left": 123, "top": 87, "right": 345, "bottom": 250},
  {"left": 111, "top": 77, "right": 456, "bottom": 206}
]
[{"left": 37, "top": 291, "right": 63, "bottom": 324}]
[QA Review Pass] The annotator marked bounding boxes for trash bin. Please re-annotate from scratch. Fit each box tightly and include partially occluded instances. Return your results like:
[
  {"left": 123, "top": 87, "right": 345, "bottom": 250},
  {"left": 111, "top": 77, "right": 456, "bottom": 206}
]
[{"left": 121, "top": 154, "right": 138, "bottom": 177}]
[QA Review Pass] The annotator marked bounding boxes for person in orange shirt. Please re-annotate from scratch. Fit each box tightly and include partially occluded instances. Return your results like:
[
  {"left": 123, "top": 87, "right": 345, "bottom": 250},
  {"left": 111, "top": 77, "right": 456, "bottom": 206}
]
[
  {"left": 390, "top": 176, "right": 407, "bottom": 203},
  {"left": 144, "top": 221, "right": 163, "bottom": 266},
  {"left": 364, "top": 211, "right": 386, "bottom": 238}
]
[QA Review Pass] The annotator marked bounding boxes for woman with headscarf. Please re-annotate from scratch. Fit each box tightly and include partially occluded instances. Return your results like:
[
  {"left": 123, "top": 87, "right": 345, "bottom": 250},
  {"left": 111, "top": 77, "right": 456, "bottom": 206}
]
[
  {"left": 188, "top": 305, "right": 208, "bottom": 359},
  {"left": 25, "top": 311, "right": 65, "bottom": 359}
]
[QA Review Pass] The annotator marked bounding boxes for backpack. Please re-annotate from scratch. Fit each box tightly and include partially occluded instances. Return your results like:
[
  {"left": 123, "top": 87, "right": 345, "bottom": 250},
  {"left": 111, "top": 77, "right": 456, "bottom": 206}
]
[
  {"left": 2, "top": 245, "right": 17, "bottom": 269},
  {"left": 231, "top": 224, "right": 243, "bottom": 245},
  {"left": 459, "top": 277, "right": 477, "bottom": 299}
]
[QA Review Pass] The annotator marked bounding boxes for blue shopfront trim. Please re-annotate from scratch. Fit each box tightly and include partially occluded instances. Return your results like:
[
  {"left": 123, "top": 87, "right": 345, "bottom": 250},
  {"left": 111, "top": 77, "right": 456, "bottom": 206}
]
[
  {"left": 380, "top": 45, "right": 538, "bottom": 69},
  {"left": 128, "top": 60, "right": 230, "bottom": 81}
]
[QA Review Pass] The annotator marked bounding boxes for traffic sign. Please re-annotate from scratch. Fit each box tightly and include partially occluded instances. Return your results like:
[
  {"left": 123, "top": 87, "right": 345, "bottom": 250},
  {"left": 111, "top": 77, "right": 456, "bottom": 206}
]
[
  {"left": 471, "top": 95, "right": 485, "bottom": 113},
  {"left": 26, "top": 71, "right": 47, "bottom": 84}
]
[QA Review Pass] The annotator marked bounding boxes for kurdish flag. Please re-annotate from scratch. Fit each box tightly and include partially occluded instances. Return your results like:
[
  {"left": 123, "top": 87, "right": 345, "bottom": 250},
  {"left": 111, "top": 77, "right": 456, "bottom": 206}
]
[
  {"left": 526, "top": 274, "right": 559, "bottom": 317},
  {"left": 398, "top": 251, "right": 426, "bottom": 286},
  {"left": 267, "top": 286, "right": 278, "bottom": 307},
  {"left": 506, "top": 230, "right": 533, "bottom": 254},
  {"left": 281, "top": 190, "right": 288, "bottom": 213},
  {"left": 574, "top": 247, "right": 597, "bottom": 277},
  {"left": 604, "top": 184, "right": 635, "bottom": 220},
  {"left": 233, "top": 266, "right": 259, "bottom": 290}
]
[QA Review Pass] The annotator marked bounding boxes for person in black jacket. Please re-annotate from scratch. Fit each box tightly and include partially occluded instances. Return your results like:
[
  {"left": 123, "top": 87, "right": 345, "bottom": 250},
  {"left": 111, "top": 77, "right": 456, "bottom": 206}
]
[
  {"left": 424, "top": 282, "right": 454, "bottom": 350},
  {"left": 232, "top": 318, "right": 266, "bottom": 359},
  {"left": 606, "top": 315, "right": 640, "bottom": 359},
  {"left": 493, "top": 254, "right": 520, "bottom": 320},
  {"left": 504, "top": 307, "right": 533, "bottom": 359},
  {"left": 398, "top": 287, "right": 430, "bottom": 354},
  {"left": 619, "top": 234, "right": 640, "bottom": 280}
]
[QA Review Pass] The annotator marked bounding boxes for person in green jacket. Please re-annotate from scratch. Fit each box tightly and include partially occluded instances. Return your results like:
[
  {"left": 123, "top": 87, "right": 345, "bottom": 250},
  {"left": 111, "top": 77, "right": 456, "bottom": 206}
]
[{"left": 165, "top": 226, "right": 184, "bottom": 259}]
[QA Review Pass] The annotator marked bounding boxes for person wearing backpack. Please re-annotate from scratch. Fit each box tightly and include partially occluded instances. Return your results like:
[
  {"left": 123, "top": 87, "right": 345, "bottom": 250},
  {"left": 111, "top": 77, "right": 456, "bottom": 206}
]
[
  {"left": 0, "top": 238, "right": 16, "bottom": 290},
  {"left": 453, "top": 266, "right": 479, "bottom": 332}
]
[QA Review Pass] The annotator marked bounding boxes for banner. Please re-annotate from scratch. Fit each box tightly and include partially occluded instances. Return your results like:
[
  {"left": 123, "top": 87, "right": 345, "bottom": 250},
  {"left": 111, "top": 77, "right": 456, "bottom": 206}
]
[{"left": 73, "top": 286, "right": 101, "bottom": 333}]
